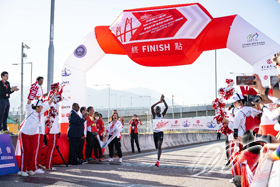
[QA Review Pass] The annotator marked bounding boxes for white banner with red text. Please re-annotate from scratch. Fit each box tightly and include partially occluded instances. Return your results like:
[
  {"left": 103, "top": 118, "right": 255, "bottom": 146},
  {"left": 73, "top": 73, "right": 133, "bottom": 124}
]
[{"left": 152, "top": 117, "right": 221, "bottom": 131}]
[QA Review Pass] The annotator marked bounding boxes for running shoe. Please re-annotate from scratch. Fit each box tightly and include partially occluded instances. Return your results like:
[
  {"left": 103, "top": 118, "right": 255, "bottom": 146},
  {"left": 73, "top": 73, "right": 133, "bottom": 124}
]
[
  {"left": 155, "top": 161, "right": 159, "bottom": 167},
  {"left": 229, "top": 178, "right": 234, "bottom": 183},
  {"left": 27, "top": 170, "right": 35, "bottom": 176},
  {"left": 21, "top": 172, "right": 29, "bottom": 177},
  {"left": 34, "top": 169, "right": 45, "bottom": 174},
  {"left": 119, "top": 158, "right": 122, "bottom": 163},
  {"left": 108, "top": 158, "right": 113, "bottom": 162},
  {"left": 98, "top": 158, "right": 102, "bottom": 162}
]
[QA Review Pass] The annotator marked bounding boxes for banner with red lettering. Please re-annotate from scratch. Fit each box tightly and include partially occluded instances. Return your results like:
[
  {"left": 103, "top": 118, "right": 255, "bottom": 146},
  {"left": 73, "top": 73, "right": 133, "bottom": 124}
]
[{"left": 152, "top": 117, "right": 221, "bottom": 131}]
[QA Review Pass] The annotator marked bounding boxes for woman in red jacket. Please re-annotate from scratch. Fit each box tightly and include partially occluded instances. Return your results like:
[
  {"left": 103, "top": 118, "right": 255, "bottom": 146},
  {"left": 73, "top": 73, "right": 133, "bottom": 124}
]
[
  {"left": 95, "top": 112, "right": 104, "bottom": 161},
  {"left": 128, "top": 114, "right": 142, "bottom": 153}
]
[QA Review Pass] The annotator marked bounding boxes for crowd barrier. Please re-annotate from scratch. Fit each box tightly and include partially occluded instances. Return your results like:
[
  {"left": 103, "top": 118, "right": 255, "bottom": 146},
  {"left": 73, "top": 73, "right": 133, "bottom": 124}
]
[{"left": 10, "top": 133, "right": 225, "bottom": 156}]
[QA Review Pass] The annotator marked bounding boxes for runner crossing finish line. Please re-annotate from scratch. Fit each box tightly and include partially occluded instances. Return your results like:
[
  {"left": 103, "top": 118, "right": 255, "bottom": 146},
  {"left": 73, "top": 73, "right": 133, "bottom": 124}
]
[{"left": 151, "top": 94, "right": 168, "bottom": 167}]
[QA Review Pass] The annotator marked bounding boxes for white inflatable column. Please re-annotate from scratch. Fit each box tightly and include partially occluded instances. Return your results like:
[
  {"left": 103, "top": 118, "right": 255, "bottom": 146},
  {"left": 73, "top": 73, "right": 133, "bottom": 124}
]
[
  {"left": 59, "top": 29, "right": 105, "bottom": 132},
  {"left": 227, "top": 15, "right": 280, "bottom": 135}
]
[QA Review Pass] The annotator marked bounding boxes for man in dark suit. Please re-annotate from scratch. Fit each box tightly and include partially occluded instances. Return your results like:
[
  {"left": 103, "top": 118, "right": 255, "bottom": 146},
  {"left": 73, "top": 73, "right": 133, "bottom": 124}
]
[{"left": 67, "top": 103, "right": 88, "bottom": 165}]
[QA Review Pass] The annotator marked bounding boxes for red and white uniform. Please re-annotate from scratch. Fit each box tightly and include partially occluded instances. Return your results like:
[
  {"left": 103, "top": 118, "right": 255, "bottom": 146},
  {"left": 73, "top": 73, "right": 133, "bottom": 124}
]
[
  {"left": 106, "top": 120, "right": 122, "bottom": 138},
  {"left": 34, "top": 112, "right": 46, "bottom": 170},
  {"left": 233, "top": 106, "right": 261, "bottom": 137},
  {"left": 41, "top": 103, "right": 59, "bottom": 170},
  {"left": 20, "top": 102, "right": 50, "bottom": 172}
]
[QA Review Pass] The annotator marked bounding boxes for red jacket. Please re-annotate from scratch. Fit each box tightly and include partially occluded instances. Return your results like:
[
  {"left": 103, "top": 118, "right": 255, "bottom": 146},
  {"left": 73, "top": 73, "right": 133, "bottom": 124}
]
[
  {"left": 233, "top": 150, "right": 260, "bottom": 187},
  {"left": 129, "top": 119, "right": 142, "bottom": 134},
  {"left": 96, "top": 119, "right": 104, "bottom": 136},
  {"left": 86, "top": 115, "right": 97, "bottom": 133}
]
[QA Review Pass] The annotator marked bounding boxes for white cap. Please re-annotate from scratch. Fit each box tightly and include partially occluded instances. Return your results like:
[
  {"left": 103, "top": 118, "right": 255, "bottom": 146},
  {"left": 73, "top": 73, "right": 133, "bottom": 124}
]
[
  {"left": 32, "top": 99, "right": 44, "bottom": 107},
  {"left": 228, "top": 93, "right": 244, "bottom": 103},
  {"left": 274, "top": 123, "right": 280, "bottom": 131}
]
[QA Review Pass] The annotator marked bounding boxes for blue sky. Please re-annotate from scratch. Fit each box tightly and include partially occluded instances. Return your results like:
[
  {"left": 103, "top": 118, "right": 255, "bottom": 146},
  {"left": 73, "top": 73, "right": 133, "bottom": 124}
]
[{"left": 0, "top": 0, "right": 280, "bottom": 107}]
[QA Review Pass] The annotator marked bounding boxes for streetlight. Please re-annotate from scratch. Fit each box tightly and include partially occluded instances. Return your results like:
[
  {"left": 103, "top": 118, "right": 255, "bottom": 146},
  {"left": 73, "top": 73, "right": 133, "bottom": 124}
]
[
  {"left": 111, "top": 94, "right": 117, "bottom": 109},
  {"left": 94, "top": 84, "right": 110, "bottom": 124},
  {"left": 20, "top": 42, "right": 30, "bottom": 124},
  {"left": 120, "top": 95, "right": 125, "bottom": 108},
  {"left": 13, "top": 62, "right": 33, "bottom": 85}
]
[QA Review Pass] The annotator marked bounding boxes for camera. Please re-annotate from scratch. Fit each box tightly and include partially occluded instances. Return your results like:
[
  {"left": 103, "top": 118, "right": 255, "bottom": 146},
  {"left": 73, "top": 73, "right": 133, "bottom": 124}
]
[{"left": 244, "top": 95, "right": 262, "bottom": 106}]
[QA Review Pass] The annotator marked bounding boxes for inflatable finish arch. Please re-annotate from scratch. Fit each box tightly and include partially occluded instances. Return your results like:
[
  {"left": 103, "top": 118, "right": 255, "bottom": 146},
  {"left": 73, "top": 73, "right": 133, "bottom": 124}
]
[{"left": 60, "top": 3, "right": 280, "bottom": 135}]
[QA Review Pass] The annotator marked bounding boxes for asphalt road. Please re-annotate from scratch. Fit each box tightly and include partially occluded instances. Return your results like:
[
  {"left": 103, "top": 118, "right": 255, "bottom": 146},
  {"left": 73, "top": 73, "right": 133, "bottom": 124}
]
[{"left": 0, "top": 140, "right": 235, "bottom": 187}]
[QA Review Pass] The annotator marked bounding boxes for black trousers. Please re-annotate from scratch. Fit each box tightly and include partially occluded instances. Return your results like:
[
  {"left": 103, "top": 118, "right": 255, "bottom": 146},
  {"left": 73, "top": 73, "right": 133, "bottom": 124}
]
[
  {"left": 86, "top": 131, "right": 94, "bottom": 159},
  {"left": 130, "top": 132, "right": 140, "bottom": 152},
  {"left": 94, "top": 135, "right": 103, "bottom": 159},
  {"left": 68, "top": 137, "right": 81, "bottom": 164},
  {"left": 108, "top": 136, "right": 122, "bottom": 158},
  {"left": 77, "top": 138, "right": 84, "bottom": 160},
  {"left": 217, "top": 132, "right": 221, "bottom": 140},
  {"left": 0, "top": 98, "right": 10, "bottom": 131}
]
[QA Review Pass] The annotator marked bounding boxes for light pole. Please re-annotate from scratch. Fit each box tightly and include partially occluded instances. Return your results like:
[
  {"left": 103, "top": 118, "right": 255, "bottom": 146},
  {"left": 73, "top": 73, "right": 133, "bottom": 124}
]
[
  {"left": 47, "top": 0, "right": 55, "bottom": 92},
  {"left": 120, "top": 95, "right": 125, "bottom": 108},
  {"left": 94, "top": 84, "right": 110, "bottom": 124},
  {"left": 20, "top": 43, "right": 30, "bottom": 124},
  {"left": 172, "top": 95, "right": 174, "bottom": 119},
  {"left": 111, "top": 94, "right": 117, "bottom": 109},
  {"left": 131, "top": 96, "right": 132, "bottom": 109},
  {"left": 13, "top": 62, "right": 33, "bottom": 85}
]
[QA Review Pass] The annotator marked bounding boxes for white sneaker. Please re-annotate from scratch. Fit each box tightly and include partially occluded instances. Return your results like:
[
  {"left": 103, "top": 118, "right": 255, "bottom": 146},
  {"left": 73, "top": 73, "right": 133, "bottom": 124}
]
[
  {"left": 18, "top": 171, "right": 22, "bottom": 175},
  {"left": 21, "top": 172, "right": 29, "bottom": 177},
  {"left": 119, "top": 158, "right": 122, "bottom": 163},
  {"left": 27, "top": 170, "right": 35, "bottom": 176},
  {"left": 34, "top": 169, "right": 45, "bottom": 174},
  {"left": 108, "top": 158, "right": 113, "bottom": 162},
  {"left": 51, "top": 167, "right": 57, "bottom": 171},
  {"left": 229, "top": 178, "right": 234, "bottom": 183}
]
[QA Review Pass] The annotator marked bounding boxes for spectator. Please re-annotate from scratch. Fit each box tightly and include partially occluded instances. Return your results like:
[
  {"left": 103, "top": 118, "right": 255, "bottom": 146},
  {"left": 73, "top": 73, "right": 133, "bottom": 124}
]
[
  {"left": 86, "top": 106, "right": 96, "bottom": 162},
  {"left": 19, "top": 96, "right": 54, "bottom": 177},
  {"left": 128, "top": 114, "right": 142, "bottom": 153},
  {"left": 67, "top": 103, "right": 87, "bottom": 165},
  {"left": 95, "top": 112, "right": 105, "bottom": 161},
  {"left": 35, "top": 76, "right": 44, "bottom": 98},
  {"left": 217, "top": 129, "right": 221, "bottom": 140},
  {"left": 105, "top": 113, "right": 123, "bottom": 163},
  {"left": 232, "top": 131, "right": 262, "bottom": 187},
  {"left": 77, "top": 106, "right": 87, "bottom": 163},
  {"left": 0, "top": 71, "right": 19, "bottom": 134}
]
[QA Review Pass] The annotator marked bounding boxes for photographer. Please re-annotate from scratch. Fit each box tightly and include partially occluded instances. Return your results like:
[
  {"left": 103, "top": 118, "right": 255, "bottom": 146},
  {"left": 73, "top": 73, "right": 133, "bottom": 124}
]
[
  {"left": 128, "top": 114, "right": 142, "bottom": 153},
  {"left": 230, "top": 93, "right": 262, "bottom": 139}
]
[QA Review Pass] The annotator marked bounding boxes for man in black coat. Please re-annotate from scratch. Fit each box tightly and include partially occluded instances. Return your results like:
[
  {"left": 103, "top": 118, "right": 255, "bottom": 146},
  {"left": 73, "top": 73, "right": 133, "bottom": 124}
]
[
  {"left": 0, "top": 71, "right": 19, "bottom": 134},
  {"left": 67, "top": 103, "right": 88, "bottom": 165}
]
